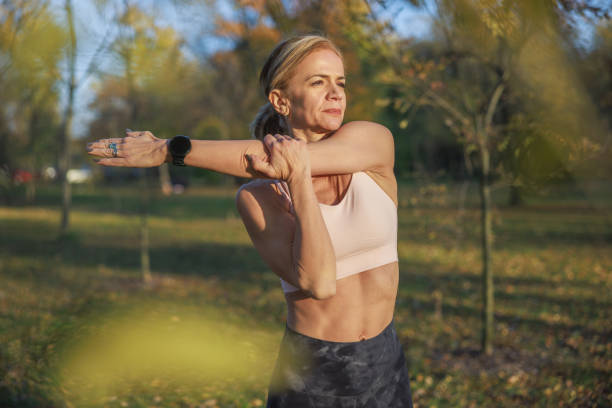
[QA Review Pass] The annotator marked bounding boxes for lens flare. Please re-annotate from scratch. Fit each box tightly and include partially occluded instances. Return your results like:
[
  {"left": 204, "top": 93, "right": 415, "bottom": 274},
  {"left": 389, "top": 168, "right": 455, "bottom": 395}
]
[{"left": 53, "top": 301, "right": 284, "bottom": 405}]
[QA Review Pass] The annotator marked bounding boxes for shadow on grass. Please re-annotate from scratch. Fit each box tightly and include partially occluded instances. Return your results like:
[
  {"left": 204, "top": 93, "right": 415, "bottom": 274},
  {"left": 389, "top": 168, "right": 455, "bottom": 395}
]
[
  {"left": 1, "top": 232, "right": 268, "bottom": 285},
  {"left": 397, "top": 260, "right": 611, "bottom": 339},
  {"left": 24, "top": 185, "right": 240, "bottom": 221},
  {"left": 2, "top": 220, "right": 608, "bottom": 339}
]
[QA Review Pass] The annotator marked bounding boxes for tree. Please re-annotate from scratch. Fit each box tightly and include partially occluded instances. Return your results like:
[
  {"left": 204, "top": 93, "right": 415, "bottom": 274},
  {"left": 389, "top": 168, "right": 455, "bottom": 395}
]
[
  {"left": 0, "top": 0, "right": 65, "bottom": 202},
  {"left": 350, "top": 0, "right": 609, "bottom": 354},
  {"left": 88, "top": 2, "right": 203, "bottom": 282},
  {"left": 56, "top": 0, "right": 115, "bottom": 237}
]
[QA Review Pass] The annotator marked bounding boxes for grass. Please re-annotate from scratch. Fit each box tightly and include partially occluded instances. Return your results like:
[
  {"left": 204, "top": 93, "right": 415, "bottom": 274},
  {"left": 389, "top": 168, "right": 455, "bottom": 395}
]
[{"left": 1, "top": 179, "right": 611, "bottom": 407}]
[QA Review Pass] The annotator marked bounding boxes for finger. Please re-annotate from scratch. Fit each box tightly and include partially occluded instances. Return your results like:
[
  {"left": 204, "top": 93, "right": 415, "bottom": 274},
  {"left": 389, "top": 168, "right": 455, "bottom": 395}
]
[
  {"left": 276, "top": 134, "right": 294, "bottom": 144},
  {"left": 86, "top": 138, "right": 125, "bottom": 151},
  {"left": 86, "top": 146, "right": 109, "bottom": 157},
  {"left": 263, "top": 134, "right": 277, "bottom": 150},
  {"left": 94, "top": 158, "right": 130, "bottom": 167},
  {"left": 126, "top": 130, "right": 151, "bottom": 138},
  {"left": 87, "top": 145, "right": 123, "bottom": 158},
  {"left": 247, "top": 154, "right": 275, "bottom": 178}
]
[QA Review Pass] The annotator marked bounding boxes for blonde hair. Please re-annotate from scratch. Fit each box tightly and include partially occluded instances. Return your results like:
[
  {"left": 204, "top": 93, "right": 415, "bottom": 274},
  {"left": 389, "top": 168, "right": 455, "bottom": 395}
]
[{"left": 250, "top": 35, "right": 342, "bottom": 140}]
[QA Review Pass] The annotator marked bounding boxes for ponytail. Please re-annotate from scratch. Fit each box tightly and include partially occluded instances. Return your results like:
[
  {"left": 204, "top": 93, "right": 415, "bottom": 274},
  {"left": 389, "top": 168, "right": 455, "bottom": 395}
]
[{"left": 250, "top": 102, "right": 291, "bottom": 140}]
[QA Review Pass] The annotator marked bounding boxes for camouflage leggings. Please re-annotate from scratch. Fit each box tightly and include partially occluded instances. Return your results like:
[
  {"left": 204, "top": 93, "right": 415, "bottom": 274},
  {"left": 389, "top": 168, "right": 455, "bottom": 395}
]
[{"left": 266, "top": 318, "right": 413, "bottom": 408}]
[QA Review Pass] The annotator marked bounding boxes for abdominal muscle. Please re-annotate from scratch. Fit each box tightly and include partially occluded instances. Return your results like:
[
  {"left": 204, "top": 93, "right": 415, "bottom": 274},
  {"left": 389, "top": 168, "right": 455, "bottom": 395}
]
[{"left": 285, "top": 261, "right": 399, "bottom": 342}]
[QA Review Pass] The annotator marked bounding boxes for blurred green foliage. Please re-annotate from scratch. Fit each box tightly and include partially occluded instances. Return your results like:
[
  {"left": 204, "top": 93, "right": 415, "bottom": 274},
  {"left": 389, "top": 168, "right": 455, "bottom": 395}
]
[{"left": 0, "top": 0, "right": 610, "bottom": 196}]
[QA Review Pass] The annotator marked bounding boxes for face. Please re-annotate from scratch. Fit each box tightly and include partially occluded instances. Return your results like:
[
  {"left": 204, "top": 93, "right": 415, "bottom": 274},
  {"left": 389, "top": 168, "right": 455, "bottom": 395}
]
[{"left": 273, "top": 48, "right": 346, "bottom": 141}]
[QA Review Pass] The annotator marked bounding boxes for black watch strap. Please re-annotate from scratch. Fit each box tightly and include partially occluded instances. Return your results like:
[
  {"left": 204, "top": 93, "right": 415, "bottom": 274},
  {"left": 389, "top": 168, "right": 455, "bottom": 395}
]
[{"left": 172, "top": 155, "right": 186, "bottom": 166}]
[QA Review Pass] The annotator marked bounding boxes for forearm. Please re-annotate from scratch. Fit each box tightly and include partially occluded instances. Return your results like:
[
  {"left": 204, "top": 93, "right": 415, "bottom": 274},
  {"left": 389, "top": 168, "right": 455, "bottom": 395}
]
[
  {"left": 287, "top": 175, "right": 336, "bottom": 299},
  {"left": 180, "top": 139, "right": 333, "bottom": 178},
  {"left": 183, "top": 139, "right": 264, "bottom": 178}
]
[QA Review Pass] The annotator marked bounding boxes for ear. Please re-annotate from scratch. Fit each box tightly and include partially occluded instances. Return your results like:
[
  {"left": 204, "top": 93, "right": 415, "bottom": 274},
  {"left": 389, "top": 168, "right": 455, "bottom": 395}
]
[{"left": 269, "top": 89, "right": 291, "bottom": 117}]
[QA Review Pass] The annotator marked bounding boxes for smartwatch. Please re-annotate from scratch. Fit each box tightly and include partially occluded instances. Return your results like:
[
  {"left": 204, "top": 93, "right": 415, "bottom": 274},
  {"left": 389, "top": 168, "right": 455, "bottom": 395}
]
[{"left": 168, "top": 135, "right": 191, "bottom": 166}]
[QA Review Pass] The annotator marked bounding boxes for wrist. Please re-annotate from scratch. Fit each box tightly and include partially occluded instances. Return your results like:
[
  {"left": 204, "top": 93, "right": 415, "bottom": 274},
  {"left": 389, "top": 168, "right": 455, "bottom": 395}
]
[
  {"left": 168, "top": 135, "right": 191, "bottom": 166},
  {"left": 161, "top": 139, "right": 171, "bottom": 164},
  {"left": 287, "top": 168, "right": 311, "bottom": 187}
]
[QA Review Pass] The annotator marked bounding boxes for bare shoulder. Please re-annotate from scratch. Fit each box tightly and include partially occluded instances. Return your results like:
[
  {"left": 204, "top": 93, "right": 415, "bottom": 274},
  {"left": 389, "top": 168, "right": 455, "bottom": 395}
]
[
  {"left": 337, "top": 121, "right": 393, "bottom": 143},
  {"left": 235, "top": 179, "right": 290, "bottom": 222},
  {"left": 341, "top": 120, "right": 391, "bottom": 132},
  {"left": 337, "top": 122, "right": 397, "bottom": 206},
  {"left": 334, "top": 121, "right": 394, "bottom": 169},
  {"left": 236, "top": 179, "right": 276, "bottom": 208},
  {"left": 236, "top": 178, "right": 275, "bottom": 197}
]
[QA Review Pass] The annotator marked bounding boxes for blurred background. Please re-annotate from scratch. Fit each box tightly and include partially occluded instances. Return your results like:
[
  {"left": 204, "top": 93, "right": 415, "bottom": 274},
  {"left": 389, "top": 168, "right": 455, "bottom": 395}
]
[{"left": 0, "top": 0, "right": 610, "bottom": 407}]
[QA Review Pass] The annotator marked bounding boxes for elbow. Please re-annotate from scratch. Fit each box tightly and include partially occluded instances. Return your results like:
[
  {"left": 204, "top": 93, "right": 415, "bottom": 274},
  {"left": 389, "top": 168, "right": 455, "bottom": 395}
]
[
  {"left": 305, "top": 272, "right": 336, "bottom": 300},
  {"left": 295, "top": 259, "right": 337, "bottom": 300},
  {"left": 311, "top": 284, "right": 336, "bottom": 300}
]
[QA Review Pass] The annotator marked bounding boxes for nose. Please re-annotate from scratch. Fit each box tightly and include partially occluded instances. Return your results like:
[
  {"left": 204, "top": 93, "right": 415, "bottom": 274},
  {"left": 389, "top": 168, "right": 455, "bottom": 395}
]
[{"left": 327, "top": 83, "right": 343, "bottom": 100}]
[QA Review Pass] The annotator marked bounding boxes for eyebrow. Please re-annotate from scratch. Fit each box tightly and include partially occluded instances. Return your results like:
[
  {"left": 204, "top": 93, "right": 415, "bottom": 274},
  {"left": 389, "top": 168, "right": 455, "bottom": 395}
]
[{"left": 306, "top": 74, "right": 346, "bottom": 81}]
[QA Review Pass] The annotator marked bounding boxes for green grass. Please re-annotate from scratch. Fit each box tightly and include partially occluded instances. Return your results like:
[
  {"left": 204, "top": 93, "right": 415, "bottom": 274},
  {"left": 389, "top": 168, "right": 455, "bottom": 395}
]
[{"left": 1, "top": 180, "right": 611, "bottom": 407}]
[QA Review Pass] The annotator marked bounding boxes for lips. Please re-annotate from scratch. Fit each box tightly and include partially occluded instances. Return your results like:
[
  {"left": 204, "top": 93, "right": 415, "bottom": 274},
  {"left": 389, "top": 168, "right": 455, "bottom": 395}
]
[{"left": 323, "top": 109, "right": 342, "bottom": 115}]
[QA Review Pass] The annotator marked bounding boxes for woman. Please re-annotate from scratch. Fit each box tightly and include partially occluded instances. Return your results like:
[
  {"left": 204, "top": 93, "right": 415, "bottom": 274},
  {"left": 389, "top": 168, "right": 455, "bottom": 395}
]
[{"left": 87, "top": 35, "right": 413, "bottom": 407}]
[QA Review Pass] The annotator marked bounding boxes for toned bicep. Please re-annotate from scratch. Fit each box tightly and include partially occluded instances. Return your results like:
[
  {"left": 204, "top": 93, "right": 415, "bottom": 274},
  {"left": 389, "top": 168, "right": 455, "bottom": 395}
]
[
  {"left": 308, "top": 121, "right": 395, "bottom": 176},
  {"left": 235, "top": 185, "right": 301, "bottom": 289}
]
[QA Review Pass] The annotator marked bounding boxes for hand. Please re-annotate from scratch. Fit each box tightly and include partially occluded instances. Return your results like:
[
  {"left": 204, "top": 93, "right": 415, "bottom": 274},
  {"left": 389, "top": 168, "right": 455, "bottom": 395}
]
[
  {"left": 246, "top": 134, "right": 310, "bottom": 183},
  {"left": 86, "top": 130, "right": 169, "bottom": 167}
]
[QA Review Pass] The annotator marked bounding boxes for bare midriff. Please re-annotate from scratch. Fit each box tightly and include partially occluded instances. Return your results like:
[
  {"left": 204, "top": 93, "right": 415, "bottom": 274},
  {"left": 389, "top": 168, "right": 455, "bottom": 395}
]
[{"left": 285, "top": 261, "right": 399, "bottom": 342}]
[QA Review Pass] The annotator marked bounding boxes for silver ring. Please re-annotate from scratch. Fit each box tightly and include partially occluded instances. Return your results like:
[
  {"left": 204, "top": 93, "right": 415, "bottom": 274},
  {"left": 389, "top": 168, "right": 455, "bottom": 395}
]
[{"left": 108, "top": 142, "right": 118, "bottom": 158}]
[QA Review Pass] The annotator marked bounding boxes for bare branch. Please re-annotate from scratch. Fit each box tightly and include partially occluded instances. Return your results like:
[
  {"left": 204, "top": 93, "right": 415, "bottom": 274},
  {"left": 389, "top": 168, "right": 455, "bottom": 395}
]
[
  {"left": 484, "top": 77, "right": 506, "bottom": 134},
  {"left": 77, "top": 22, "right": 116, "bottom": 90}
]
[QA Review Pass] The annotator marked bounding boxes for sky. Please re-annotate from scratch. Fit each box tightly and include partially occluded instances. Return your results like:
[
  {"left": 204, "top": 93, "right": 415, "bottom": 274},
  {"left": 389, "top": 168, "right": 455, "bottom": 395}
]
[
  {"left": 47, "top": 0, "right": 435, "bottom": 140},
  {"left": 47, "top": 0, "right": 598, "bottom": 141}
]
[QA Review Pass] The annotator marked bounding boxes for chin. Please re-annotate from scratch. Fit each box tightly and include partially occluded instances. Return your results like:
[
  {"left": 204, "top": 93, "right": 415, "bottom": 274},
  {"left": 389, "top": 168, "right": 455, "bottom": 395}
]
[{"left": 318, "top": 117, "right": 344, "bottom": 132}]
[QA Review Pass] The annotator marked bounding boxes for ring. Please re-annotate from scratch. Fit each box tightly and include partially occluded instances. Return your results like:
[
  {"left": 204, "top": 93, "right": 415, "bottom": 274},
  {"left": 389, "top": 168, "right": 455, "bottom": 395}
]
[{"left": 108, "top": 143, "right": 118, "bottom": 158}]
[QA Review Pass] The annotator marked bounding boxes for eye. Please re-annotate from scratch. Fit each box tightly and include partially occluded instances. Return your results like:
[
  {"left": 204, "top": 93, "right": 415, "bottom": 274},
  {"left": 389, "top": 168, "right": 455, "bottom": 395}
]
[
  {"left": 337, "top": 82, "right": 346, "bottom": 88},
  {"left": 311, "top": 80, "right": 323, "bottom": 86}
]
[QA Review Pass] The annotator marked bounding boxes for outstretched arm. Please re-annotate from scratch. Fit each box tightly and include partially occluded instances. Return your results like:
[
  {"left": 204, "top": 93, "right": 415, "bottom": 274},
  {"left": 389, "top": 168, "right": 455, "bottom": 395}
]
[{"left": 87, "top": 121, "right": 394, "bottom": 179}]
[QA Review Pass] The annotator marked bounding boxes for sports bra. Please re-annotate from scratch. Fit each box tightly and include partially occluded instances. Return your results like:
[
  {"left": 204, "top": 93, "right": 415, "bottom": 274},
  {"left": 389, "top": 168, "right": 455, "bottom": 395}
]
[{"left": 274, "top": 171, "right": 398, "bottom": 293}]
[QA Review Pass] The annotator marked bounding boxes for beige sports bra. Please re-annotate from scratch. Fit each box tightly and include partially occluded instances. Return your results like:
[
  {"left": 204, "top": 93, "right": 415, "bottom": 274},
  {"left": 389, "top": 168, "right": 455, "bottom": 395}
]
[{"left": 274, "top": 171, "right": 398, "bottom": 293}]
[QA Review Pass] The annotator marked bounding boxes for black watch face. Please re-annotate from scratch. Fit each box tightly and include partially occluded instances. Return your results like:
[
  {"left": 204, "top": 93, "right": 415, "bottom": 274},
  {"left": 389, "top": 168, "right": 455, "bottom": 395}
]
[{"left": 170, "top": 135, "right": 191, "bottom": 155}]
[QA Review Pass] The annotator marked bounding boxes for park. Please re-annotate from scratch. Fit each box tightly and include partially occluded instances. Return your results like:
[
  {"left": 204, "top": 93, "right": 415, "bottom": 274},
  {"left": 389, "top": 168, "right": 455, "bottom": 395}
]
[{"left": 1, "top": 1, "right": 610, "bottom": 407}]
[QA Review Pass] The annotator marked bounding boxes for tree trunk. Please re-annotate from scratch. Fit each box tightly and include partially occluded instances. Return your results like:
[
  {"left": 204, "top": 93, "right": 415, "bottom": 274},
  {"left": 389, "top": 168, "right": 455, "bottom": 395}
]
[
  {"left": 59, "top": 0, "right": 77, "bottom": 237},
  {"left": 123, "top": 6, "right": 152, "bottom": 284},
  {"left": 25, "top": 164, "right": 36, "bottom": 203},
  {"left": 139, "top": 170, "right": 152, "bottom": 284},
  {"left": 508, "top": 184, "right": 523, "bottom": 206},
  {"left": 478, "top": 140, "right": 494, "bottom": 355},
  {"left": 26, "top": 112, "right": 40, "bottom": 204},
  {"left": 159, "top": 163, "right": 172, "bottom": 195}
]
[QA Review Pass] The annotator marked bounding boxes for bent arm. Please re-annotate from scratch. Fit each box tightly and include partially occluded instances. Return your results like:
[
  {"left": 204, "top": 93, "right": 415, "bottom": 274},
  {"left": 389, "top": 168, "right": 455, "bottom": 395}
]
[
  {"left": 236, "top": 135, "right": 336, "bottom": 299},
  {"left": 236, "top": 178, "right": 336, "bottom": 300},
  {"left": 287, "top": 174, "right": 336, "bottom": 298}
]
